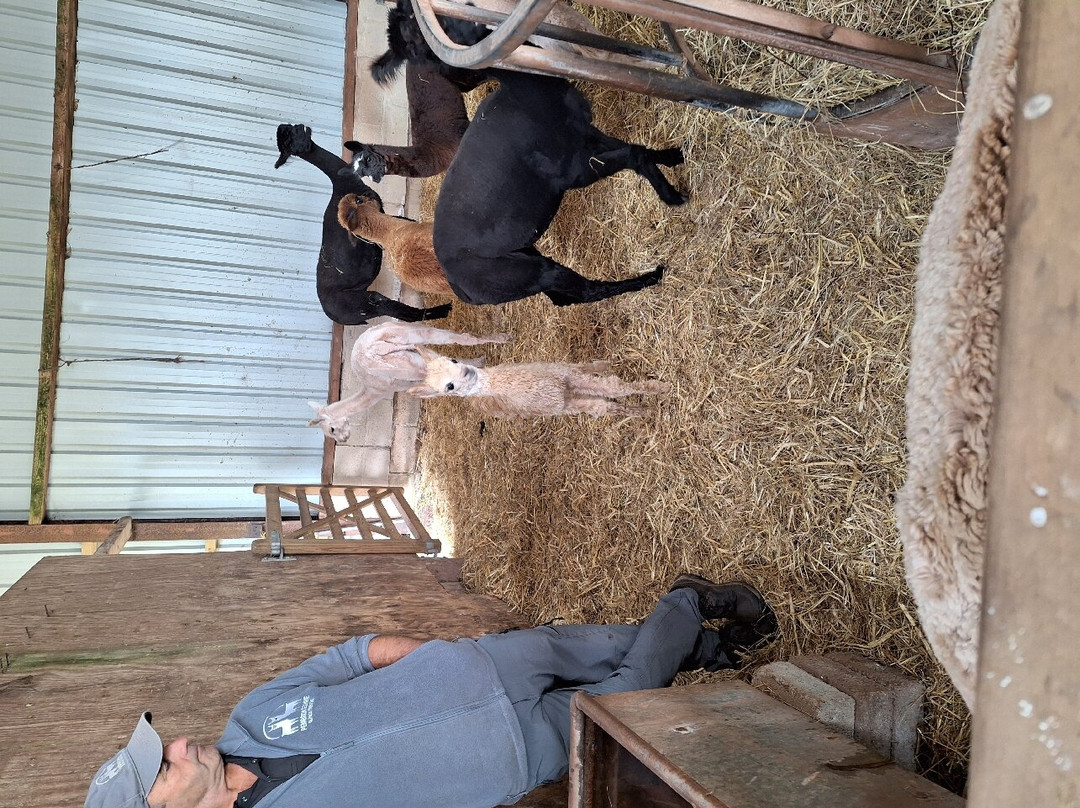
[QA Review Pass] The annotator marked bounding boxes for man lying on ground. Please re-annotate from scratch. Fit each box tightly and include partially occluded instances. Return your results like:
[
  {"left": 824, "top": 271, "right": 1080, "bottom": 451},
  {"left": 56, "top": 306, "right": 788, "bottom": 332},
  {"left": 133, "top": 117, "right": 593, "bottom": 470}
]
[{"left": 84, "top": 574, "right": 778, "bottom": 808}]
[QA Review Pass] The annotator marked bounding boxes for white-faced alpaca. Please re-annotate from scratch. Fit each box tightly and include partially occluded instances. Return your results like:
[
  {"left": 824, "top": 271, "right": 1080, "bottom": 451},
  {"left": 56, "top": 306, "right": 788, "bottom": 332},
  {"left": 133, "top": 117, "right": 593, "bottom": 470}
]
[
  {"left": 337, "top": 193, "right": 453, "bottom": 298},
  {"left": 308, "top": 322, "right": 508, "bottom": 442},
  {"left": 415, "top": 352, "right": 668, "bottom": 418}
]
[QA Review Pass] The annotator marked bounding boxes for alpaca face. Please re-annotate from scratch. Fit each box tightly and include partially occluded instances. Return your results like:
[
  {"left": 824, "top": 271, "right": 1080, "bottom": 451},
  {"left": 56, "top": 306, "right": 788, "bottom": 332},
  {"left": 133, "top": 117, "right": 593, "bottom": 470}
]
[
  {"left": 423, "top": 355, "right": 480, "bottom": 396},
  {"left": 337, "top": 194, "right": 381, "bottom": 241},
  {"left": 307, "top": 402, "right": 351, "bottom": 443}
]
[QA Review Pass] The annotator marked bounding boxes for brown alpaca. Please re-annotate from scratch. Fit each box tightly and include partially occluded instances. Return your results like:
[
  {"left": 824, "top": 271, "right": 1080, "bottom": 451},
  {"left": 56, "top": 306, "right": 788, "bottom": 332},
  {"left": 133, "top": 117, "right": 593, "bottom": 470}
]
[{"left": 337, "top": 193, "right": 453, "bottom": 297}]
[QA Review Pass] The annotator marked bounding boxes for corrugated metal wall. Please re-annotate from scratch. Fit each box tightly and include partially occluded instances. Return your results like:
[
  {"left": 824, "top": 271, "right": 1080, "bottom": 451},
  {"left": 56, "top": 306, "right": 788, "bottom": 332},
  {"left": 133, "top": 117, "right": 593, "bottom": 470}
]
[
  {"left": 47, "top": 0, "right": 348, "bottom": 518},
  {"left": 0, "top": 0, "right": 57, "bottom": 520}
]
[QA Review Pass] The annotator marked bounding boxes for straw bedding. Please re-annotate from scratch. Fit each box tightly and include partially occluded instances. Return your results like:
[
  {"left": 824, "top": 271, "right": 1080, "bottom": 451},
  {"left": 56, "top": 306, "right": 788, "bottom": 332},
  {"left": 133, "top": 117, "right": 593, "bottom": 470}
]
[{"left": 408, "top": 0, "right": 993, "bottom": 790}]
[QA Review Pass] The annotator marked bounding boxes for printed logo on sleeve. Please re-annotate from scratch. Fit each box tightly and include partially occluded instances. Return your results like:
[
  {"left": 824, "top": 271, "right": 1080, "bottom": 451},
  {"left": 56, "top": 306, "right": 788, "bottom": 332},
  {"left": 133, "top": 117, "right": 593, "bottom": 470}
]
[{"left": 262, "top": 696, "right": 315, "bottom": 740}]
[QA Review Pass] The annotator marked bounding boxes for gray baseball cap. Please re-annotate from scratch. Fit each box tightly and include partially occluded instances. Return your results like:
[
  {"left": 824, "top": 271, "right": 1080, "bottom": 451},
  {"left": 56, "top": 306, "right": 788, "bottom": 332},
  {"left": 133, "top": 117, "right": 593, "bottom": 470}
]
[{"left": 84, "top": 712, "right": 163, "bottom": 808}]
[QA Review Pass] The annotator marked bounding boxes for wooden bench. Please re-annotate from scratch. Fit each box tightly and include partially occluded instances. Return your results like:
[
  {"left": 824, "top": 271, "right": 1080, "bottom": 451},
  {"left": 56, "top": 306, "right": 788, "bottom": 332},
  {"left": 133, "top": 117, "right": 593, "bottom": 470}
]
[{"left": 569, "top": 680, "right": 963, "bottom": 808}]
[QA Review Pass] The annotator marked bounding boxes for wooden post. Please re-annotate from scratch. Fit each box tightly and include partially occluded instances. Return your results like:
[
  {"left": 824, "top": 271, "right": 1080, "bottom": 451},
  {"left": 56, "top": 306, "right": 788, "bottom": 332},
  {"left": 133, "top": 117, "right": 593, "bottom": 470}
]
[
  {"left": 968, "top": 2, "right": 1080, "bottom": 804},
  {"left": 322, "top": 0, "right": 359, "bottom": 486},
  {"left": 94, "top": 516, "right": 133, "bottom": 555},
  {"left": 29, "top": 0, "right": 78, "bottom": 524}
]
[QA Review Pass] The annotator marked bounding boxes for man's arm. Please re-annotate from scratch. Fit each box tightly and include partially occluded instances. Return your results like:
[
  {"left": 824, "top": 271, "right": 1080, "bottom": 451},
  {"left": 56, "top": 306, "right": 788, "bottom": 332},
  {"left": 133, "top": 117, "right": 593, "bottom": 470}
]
[{"left": 367, "top": 635, "right": 424, "bottom": 668}]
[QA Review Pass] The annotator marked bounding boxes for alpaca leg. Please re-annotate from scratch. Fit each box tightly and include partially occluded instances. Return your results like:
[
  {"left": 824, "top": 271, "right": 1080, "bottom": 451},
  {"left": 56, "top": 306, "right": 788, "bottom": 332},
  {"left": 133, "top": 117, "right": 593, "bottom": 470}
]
[
  {"left": 538, "top": 259, "right": 664, "bottom": 307},
  {"left": 565, "top": 397, "right": 646, "bottom": 418},
  {"left": 578, "top": 130, "right": 686, "bottom": 206},
  {"left": 321, "top": 288, "right": 451, "bottom": 325},
  {"left": 445, "top": 252, "right": 663, "bottom": 306},
  {"left": 574, "top": 375, "right": 669, "bottom": 399},
  {"left": 574, "top": 360, "right": 614, "bottom": 374},
  {"left": 631, "top": 146, "right": 687, "bottom": 206},
  {"left": 381, "top": 323, "right": 509, "bottom": 349}
]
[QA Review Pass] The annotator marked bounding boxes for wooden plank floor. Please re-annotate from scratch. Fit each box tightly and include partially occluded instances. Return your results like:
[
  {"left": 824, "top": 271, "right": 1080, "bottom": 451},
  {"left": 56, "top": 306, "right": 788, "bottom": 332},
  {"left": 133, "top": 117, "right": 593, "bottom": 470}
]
[{"left": 0, "top": 553, "right": 527, "bottom": 808}]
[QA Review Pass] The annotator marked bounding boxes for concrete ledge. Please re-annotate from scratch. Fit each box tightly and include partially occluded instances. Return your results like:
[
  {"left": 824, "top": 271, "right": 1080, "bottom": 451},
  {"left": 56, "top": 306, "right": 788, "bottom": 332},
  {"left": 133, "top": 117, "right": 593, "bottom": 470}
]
[
  {"left": 753, "top": 661, "right": 856, "bottom": 735},
  {"left": 783, "top": 653, "right": 925, "bottom": 770},
  {"left": 826, "top": 651, "right": 924, "bottom": 770}
]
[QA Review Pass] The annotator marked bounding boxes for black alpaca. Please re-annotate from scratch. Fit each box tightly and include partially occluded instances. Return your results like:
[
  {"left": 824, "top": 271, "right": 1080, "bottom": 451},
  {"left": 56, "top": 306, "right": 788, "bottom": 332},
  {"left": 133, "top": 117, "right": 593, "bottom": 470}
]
[
  {"left": 433, "top": 72, "right": 686, "bottom": 307},
  {"left": 274, "top": 124, "right": 451, "bottom": 324},
  {"left": 368, "top": 0, "right": 490, "bottom": 90}
]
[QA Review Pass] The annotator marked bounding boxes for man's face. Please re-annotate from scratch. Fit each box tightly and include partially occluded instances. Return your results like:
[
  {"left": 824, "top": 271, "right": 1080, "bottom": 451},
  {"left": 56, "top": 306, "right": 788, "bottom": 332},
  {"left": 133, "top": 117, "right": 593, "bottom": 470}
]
[{"left": 146, "top": 737, "right": 230, "bottom": 808}]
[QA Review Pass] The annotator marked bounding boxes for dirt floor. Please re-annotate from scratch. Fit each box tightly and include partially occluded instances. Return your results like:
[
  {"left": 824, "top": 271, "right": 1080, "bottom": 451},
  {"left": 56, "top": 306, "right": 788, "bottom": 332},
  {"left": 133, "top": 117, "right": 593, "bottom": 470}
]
[{"left": 411, "top": 1, "right": 992, "bottom": 791}]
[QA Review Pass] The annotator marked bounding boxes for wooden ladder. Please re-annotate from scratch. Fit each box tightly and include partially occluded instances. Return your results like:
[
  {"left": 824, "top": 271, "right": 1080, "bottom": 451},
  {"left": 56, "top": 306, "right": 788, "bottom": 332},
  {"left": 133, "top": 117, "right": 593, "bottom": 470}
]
[{"left": 252, "top": 484, "right": 441, "bottom": 557}]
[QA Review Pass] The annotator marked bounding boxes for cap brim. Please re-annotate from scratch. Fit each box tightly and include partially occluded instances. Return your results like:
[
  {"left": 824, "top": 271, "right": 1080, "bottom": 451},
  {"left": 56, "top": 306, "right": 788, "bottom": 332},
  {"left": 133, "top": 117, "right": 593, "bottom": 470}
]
[{"left": 127, "top": 713, "right": 163, "bottom": 796}]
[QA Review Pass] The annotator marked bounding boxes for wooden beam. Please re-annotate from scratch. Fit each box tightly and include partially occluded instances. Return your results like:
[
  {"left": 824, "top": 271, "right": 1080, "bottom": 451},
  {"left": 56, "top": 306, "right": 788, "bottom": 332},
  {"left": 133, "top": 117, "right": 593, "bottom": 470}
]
[
  {"left": 0, "top": 520, "right": 300, "bottom": 545},
  {"left": 29, "top": 0, "right": 78, "bottom": 524},
  {"left": 93, "top": 516, "right": 132, "bottom": 555},
  {"left": 323, "top": 0, "right": 359, "bottom": 487},
  {"left": 250, "top": 538, "right": 424, "bottom": 555},
  {"left": 968, "top": 2, "right": 1080, "bottom": 804}
]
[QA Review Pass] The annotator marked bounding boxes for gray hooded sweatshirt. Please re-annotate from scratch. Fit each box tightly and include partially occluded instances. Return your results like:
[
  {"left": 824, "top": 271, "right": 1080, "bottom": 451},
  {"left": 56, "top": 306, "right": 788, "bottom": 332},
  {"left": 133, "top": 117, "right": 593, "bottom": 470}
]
[{"left": 215, "top": 635, "right": 530, "bottom": 808}]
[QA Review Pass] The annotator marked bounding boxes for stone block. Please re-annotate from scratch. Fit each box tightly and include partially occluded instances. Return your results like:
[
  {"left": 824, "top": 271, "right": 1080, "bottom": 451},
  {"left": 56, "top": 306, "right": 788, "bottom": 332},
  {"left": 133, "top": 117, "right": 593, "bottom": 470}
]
[
  {"left": 790, "top": 655, "right": 895, "bottom": 759},
  {"left": 753, "top": 661, "right": 856, "bottom": 736},
  {"left": 825, "top": 652, "right": 925, "bottom": 770},
  {"left": 393, "top": 392, "right": 422, "bottom": 429},
  {"left": 389, "top": 422, "right": 418, "bottom": 475},
  {"left": 333, "top": 445, "right": 390, "bottom": 484}
]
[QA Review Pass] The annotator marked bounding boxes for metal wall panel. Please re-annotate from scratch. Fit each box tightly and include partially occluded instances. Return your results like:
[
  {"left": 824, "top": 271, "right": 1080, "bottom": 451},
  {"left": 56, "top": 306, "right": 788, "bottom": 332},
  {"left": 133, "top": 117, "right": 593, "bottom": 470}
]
[
  {"left": 48, "top": 0, "right": 348, "bottom": 518},
  {"left": 0, "top": 0, "right": 57, "bottom": 519}
]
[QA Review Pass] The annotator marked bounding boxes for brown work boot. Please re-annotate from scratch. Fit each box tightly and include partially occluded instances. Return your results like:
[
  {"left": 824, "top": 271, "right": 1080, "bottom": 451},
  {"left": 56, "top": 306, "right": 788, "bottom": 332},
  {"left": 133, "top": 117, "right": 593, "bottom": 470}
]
[{"left": 670, "top": 573, "right": 778, "bottom": 634}]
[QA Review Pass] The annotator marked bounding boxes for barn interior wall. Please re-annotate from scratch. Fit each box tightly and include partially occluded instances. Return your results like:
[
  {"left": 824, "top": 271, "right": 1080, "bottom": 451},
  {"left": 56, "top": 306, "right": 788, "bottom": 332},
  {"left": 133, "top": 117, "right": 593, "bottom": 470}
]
[{"left": 0, "top": 0, "right": 59, "bottom": 520}]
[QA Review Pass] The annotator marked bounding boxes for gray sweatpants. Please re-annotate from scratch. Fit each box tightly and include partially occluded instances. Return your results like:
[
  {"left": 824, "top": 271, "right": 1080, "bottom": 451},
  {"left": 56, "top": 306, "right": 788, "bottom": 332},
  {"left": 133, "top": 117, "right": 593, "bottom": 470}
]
[{"left": 476, "top": 588, "right": 703, "bottom": 790}]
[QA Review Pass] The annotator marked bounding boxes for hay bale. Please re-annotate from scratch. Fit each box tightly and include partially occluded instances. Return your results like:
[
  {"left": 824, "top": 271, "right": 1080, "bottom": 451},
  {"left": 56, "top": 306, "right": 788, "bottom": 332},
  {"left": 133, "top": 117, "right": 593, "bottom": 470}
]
[
  {"left": 895, "top": 0, "right": 1020, "bottom": 712},
  {"left": 410, "top": 0, "right": 994, "bottom": 789}
]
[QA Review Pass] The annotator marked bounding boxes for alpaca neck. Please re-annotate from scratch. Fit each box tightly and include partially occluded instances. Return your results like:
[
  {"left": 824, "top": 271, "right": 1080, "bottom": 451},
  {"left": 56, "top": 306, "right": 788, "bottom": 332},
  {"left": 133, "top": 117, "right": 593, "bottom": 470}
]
[
  {"left": 470, "top": 367, "right": 495, "bottom": 396},
  {"left": 324, "top": 387, "right": 386, "bottom": 418},
  {"left": 352, "top": 211, "right": 407, "bottom": 248}
]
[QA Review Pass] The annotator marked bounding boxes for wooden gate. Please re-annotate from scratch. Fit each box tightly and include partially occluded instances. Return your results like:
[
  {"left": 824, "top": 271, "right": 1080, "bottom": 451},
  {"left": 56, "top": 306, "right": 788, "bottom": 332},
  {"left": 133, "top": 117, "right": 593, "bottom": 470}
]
[{"left": 253, "top": 484, "right": 440, "bottom": 557}]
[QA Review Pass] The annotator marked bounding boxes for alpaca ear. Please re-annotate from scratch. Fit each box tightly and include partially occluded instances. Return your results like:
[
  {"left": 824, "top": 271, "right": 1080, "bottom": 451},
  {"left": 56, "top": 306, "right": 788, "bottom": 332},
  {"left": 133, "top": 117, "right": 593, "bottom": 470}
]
[
  {"left": 370, "top": 51, "right": 404, "bottom": 86},
  {"left": 308, "top": 401, "right": 324, "bottom": 413},
  {"left": 408, "top": 384, "right": 440, "bottom": 399}
]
